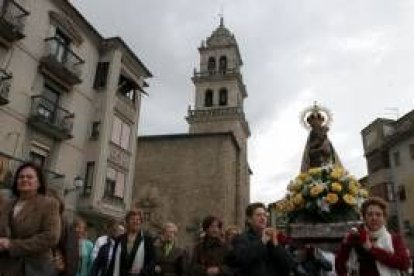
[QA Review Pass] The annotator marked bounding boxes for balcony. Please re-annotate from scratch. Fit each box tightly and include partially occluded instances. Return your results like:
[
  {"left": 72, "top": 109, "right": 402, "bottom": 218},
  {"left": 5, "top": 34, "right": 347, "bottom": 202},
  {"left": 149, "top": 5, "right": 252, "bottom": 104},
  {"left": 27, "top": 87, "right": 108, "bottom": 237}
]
[
  {"left": 0, "top": 68, "right": 11, "bottom": 105},
  {"left": 28, "top": 95, "right": 74, "bottom": 140},
  {"left": 0, "top": 0, "right": 29, "bottom": 45},
  {"left": 39, "top": 37, "right": 84, "bottom": 87}
]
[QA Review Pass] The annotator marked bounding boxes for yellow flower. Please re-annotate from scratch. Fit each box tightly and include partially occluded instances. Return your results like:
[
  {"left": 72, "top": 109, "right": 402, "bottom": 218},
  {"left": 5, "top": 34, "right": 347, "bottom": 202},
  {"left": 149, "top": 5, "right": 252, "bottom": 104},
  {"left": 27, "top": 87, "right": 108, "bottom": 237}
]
[
  {"left": 331, "top": 182, "right": 342, "bottom": 193},
  {"left": 293, "top": 193, "right": 304, "bottom": 206},
  {"left": 343, "top": 194, "right": 357, "bottom": 205},
  {"left": 359, "top": 188, "right": 369, "bottom": 198},
  {"left": 348, "top": 182, "right": 359, "bottom": 196},
  {"left": 326, "top": 193, "right": 339, "bottom": 204},
  {"left": 310, "top": 184, "right": 324, "bottom": 197},
  {"left": 285, "top": 200, "right": 296, "bottom": 212},
  {"left": 308, "top": 167, "right": 322, "bottom": 176},
  {"left": 298, "top": 173, "right": 309, "bottom": 181},
  {"left": 331, "top": 166, "right": 345, "bottom": 179},
  {"left": 287, "top": 181, "right": 302, "bottom": 193}
]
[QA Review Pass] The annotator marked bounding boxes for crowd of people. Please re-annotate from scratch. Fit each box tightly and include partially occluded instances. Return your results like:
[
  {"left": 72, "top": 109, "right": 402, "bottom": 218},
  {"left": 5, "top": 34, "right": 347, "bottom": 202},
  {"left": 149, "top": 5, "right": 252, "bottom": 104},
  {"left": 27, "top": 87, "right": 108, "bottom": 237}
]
[{"left": 0, "top": 162, "right": 412, "bottom": 276}]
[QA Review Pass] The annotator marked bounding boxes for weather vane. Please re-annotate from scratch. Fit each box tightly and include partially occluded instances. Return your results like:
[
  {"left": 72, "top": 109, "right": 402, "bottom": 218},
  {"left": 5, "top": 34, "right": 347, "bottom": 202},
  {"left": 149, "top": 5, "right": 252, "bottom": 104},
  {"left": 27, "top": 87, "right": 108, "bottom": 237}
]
[{"left": 218, "top": 3, "right": 224, "bottom": 26}]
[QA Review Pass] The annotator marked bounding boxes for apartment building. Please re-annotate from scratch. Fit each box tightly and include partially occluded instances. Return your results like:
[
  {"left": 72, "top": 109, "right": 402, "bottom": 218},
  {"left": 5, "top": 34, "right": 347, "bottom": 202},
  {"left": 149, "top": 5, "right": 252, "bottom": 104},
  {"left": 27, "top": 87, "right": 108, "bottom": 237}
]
[
  {"left": 0, "top": 0, "right": 152, "bottom": 228},
  {"left": 361, "top": 109, "right": 414, "bottom": 249}
]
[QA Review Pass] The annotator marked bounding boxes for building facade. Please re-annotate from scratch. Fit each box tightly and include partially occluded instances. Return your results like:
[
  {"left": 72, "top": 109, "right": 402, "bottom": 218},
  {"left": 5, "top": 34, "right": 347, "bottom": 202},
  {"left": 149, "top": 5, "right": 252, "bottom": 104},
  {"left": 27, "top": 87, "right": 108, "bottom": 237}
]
[
  {"left": 361, "top": 110, "right": 414, "bottom": 249},
  {"left": 134, "top": 19, "right": 250, "bottom": 248},
  {"left": 0, "top": 0, "right": 152, "bottom": 230}
]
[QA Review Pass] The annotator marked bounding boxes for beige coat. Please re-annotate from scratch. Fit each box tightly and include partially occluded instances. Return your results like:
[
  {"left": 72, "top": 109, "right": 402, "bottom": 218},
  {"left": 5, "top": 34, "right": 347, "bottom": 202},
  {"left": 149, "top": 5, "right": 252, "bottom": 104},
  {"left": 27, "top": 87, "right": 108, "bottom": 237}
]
[{"left": 0, "top": 194, "right": 61, "bottom": 276}]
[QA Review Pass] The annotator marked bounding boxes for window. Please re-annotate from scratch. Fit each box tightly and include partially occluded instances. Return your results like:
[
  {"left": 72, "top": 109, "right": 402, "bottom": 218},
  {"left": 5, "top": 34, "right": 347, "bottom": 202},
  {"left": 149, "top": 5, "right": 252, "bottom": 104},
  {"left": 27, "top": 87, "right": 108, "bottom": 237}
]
[
  {"left": 219, "top": 88, "right": 228, "bottom": 106},
  {"left": 29, "top": 151, "right": 46, "bottom": 168},
  {"left": 111, "top": 116, "right": 131, "bottom": 150},
  {"left": 90, "top": 121, "right": 101, "bottom": 140},
  {"left": 409, "top": 144, "right": 414, "bottom": 160},
  {"left": 39, "top": 83, "right": 60, "bottom": 123},
  {"left": 93, "top": 62, "right": 109, "bottom": 89},
  {"left": 83, "top": 162, "right": 95, "bottom": 195},
  {"left": 399, "top": 185, "right": 407, "bottom": 201},
  {"left": 118, "top": 75, "right": 137, "bottom": 103},
  {"left": 207, "top": 57, "right": 216, "bottom": 74},
  {"left": 204, "top": 90, "right": 213, "bottom": 107},
  {"left": 29, "top": 142, "right": 49, "bottom": 168},
  {"left": 54, "top": 28, "right": 71, "bottom": 64},
  {"left": 105, "top": 167, "right": 126, "bottom": 199},
  {"left": 393, "top": 151, "right": 401, "bottom": 167},
  {"left": 219, "top": 56, "right": 227, "bottom": 74},
  {"left": 386, "top": 183, "right": 394, "bottom": 201}
]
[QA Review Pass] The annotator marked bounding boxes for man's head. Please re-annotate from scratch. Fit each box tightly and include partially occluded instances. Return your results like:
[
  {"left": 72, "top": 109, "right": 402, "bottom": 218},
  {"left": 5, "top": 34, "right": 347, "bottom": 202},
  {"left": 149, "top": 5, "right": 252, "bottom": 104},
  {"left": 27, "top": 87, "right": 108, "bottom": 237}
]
[
  {"left": 245, "top": 202, "right": 268, "bottom": 232},
  {"left": 162, "top": 222, "right": 178, "bottom": 242},
  {"left": 125, "top": 208, "right": 143, "bottom": 234}
]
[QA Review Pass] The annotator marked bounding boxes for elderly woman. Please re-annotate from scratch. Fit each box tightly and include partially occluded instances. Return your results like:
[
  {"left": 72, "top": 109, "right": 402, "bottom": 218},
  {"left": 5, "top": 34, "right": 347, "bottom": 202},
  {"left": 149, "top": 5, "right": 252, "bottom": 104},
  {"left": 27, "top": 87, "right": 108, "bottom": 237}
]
[
  {"left": 0, "top": 162, "right": 61, "bottom": 275},
  {"left": 335, "top": 196, "right": 410, "bottom": 276},
  {"left": 154, "top": 222, "right": 188, "bottom": 276},
  {"left": 191, "top": 215, "right": 233, "bottom": 276}
]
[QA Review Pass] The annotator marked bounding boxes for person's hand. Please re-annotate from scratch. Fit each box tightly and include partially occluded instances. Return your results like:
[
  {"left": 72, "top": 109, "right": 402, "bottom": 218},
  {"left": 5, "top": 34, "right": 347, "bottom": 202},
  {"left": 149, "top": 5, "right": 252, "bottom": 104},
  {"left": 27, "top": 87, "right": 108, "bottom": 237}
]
[
  {"left": 343, "top": 228, "right": 359, "bottom": 245},
  {"left": 361, "top": 226, "right": 371, "bottom": 250},
  {"left": 262, "top": 228, "right": 273, "bottom": 244},
  {"left": 0, "top": 238, "right": 11, "bottom": 250},
  {"left": 154, "top": 265, "right": 162, "bottom": 273},
  {"left": 206, "top": 266, "right": 220, "bottom": 275},
  {"left": 54, "top": 251, "right": 65, "bottom": 272}
]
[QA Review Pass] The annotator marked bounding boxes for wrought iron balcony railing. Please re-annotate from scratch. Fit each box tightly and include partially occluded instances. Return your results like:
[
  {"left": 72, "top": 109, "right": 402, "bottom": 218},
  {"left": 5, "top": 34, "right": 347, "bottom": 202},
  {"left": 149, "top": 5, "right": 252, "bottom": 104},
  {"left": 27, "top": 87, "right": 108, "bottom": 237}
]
[
  {"left": 28, "top": 95, "right": 74, "bottom": 140},
  {"left": 0, "top": 0, "right": 29, "bottom": 42},
  {"left": 0, "top": 68, "right": 11, "bottom": 105},
  {"left": 41, "top": 37, "right": 84, "bottom": 85}
]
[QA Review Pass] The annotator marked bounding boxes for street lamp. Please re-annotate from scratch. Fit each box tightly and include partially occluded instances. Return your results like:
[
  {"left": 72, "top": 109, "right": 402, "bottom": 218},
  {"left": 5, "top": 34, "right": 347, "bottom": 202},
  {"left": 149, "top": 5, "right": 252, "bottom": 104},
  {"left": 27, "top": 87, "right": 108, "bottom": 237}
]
[{"left": 64, "top": 176, "right": 84, "bottom": 195}]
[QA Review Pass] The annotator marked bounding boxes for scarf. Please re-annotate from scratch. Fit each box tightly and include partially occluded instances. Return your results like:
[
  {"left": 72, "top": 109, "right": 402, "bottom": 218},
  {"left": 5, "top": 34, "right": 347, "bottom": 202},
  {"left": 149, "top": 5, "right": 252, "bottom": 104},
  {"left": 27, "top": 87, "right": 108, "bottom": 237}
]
[
  {"left": 113, "top": 231, "right": 145, "bottom": 276},
  {"left": 347, "top": 226, "right": 402, "bottom": 276},
  {"left": 371, "top": 226, "right": 401, "bottom": 276}
]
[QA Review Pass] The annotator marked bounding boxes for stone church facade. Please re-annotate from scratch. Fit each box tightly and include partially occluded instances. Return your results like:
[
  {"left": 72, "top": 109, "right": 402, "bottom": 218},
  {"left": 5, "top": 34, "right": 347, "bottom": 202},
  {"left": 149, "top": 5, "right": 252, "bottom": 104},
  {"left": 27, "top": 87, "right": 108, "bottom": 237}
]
[{"left": 133, "top": 19, "right": 250, "bottom": 248}]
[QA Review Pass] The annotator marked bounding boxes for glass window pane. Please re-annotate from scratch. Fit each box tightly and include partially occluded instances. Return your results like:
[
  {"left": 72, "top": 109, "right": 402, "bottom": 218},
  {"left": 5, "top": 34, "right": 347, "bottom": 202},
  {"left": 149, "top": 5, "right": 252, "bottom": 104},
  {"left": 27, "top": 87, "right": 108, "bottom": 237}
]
[
  {"left": 120, "top": 123, "right": 131, "bottom": 150},
  {"left": 111, "top": 116, "right": 122, "bottom": 144},
  {"left": 114, "top": 172, "right": 125, "bottom": 198}
]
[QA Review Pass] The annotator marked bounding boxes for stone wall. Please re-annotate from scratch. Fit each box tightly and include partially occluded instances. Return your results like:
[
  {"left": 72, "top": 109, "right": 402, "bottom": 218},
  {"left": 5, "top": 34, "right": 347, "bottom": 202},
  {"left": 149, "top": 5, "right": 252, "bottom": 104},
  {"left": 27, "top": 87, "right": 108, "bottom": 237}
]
[{"left": 133, "top": 133, "right": 246, "bottom": 249}]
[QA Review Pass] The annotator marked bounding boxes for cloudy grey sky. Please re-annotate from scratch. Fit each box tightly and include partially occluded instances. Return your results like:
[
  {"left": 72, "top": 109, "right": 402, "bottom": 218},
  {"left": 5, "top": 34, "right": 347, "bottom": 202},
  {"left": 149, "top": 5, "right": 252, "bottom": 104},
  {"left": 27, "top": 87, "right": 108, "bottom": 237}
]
[{"left": 74, "top": 0, "right": 414, "bottom": 204}]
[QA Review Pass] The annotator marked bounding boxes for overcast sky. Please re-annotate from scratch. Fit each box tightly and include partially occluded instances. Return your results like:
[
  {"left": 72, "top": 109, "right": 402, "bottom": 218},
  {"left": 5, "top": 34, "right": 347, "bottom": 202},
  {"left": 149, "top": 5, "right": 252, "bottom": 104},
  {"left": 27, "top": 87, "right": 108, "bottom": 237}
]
[{"left": 74, "top": 0, "right": 414, "bottom": 204}]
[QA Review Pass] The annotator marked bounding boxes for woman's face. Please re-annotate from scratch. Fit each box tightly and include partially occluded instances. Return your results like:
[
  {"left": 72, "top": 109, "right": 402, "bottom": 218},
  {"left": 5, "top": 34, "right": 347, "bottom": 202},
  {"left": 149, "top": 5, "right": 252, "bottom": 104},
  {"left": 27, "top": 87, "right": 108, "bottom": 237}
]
[
  {"left": 17, "top": 167, "right": 40, "bottom": 196},
  {"left": 206, "top": 220, "right": 221, "bottom": 239},
  {"left": 75, "top": 222, "right": 87, "bottom": 239},
  {"left": 364, "top": 204, "right": 386, "bottom": 232}
]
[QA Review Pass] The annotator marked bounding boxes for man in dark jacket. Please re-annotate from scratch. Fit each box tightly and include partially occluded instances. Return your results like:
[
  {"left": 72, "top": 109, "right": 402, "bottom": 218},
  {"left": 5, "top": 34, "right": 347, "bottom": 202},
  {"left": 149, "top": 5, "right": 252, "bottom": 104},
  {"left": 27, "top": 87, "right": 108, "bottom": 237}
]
[{"left": 227, "top": 202, "right": 293, "bottom": 276}]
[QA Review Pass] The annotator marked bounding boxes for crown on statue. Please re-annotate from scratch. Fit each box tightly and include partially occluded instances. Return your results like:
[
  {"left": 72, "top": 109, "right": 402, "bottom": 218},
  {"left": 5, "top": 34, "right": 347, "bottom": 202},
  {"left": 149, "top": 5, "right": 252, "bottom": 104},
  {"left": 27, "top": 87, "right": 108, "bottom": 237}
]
[{"left": 301, "top": 102, "right": 332, "bottom": 130}]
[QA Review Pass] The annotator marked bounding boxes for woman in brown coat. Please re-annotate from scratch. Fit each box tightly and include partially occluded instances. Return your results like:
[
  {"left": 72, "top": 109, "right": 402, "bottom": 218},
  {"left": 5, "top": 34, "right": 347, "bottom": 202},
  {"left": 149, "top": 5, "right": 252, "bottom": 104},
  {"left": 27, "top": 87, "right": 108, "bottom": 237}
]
[
  {"left": 191, "top": 216, "right": 233, "bottom": 276},
  {"left": 0, "top": 162, "right": 61, "bottom": 276}
]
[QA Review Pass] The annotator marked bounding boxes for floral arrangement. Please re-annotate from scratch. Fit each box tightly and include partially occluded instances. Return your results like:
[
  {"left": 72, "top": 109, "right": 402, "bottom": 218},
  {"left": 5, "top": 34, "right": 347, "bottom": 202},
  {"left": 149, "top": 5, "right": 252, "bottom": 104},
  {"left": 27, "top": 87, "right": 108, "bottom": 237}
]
[{"left": 275, "top": 164, "right": 368, "bottom": 223}]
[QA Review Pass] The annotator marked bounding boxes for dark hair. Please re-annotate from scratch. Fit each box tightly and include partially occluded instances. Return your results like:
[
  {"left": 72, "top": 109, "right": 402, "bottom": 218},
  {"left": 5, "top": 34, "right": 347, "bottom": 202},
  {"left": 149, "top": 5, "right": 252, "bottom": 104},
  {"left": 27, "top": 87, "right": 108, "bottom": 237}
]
[
  {"left": 361, "top": 196, "right": 389, "bottom": 218},
  {"left": 12, "top": 162, "right": 47, "bottom": 197},
  {"left": 202, "top": 215, "right": 222, "bottom": 231},
  {"left": 245, "top": 202, "right": 266, "bottom": 218},
  {"left": 125, "top": 208, "right": 143, "bottom": 223}
]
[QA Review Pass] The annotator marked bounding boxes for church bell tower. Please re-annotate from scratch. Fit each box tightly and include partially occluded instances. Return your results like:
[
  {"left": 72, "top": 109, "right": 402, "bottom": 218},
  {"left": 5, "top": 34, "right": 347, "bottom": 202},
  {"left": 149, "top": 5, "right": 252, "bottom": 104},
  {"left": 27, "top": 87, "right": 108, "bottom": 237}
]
[
  {"left": 186, "top": 17, "right": 250, "bottom": 147},
  {"left": 186, "top": 18, "right": 250, "bottom": 225}
]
